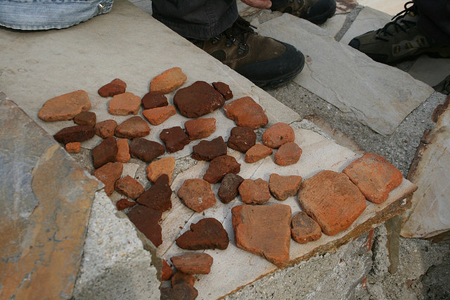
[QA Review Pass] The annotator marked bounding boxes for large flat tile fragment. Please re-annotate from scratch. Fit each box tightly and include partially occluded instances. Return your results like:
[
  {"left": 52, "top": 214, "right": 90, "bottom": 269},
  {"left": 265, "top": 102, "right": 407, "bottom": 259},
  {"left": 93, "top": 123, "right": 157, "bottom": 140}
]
[
  {"left": 255, "top": 14, "right": 433, "bottom": 135},
  {"left": 402, "top": 99, "right": 450, "bottom": 238},
  {"left": 0, "top": 98, "right": 99, "bottom": 300},
  {"left": 298, "top": 170, "right": 367, "bottom": 236}
]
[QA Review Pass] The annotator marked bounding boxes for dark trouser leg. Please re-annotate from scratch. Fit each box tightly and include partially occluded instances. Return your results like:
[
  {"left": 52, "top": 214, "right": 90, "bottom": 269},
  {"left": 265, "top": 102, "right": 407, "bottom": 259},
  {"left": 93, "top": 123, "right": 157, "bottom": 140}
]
[
  {"left": 151, "top": 0, "right": 238, "bottom": 40},
  {"left": 415, "top": 0, "right": 450, "bottom": 44}
]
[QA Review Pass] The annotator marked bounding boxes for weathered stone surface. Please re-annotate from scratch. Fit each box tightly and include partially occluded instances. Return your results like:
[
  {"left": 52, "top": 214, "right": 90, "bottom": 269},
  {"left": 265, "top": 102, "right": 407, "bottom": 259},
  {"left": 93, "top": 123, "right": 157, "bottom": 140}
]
[
  {"left": 262, "top": 122, "right": 295, "bottom": 149},
  {"left": 129, "top": 138, "right": 165, "bottom": 163},
  {"left": 232, "top": 204, "right": 291, "bottom": 267},
  {"left": 115, "top": 116, "right": 150, "bottom": 139},
  {"left": 115, "top": 138, "right": 130, "bottom": 163},
  {"left": 218, "top": 173, "right": 244, "bottom": 203},
  {"left": 65, "top": 142, "right": 81, "bottom": 153},
  {"left": 343, "top": 153, "right": 403, "bottom": 204},
  {"left": 298, "top": 170, "right": 367, "bottom": 236},
  {"left": 91, "top": 137, "right": 118, "bottom": 169},
  {"left": 161, "top": 282, "right": 198, "bottom": 300},
  {"left": 176, "top": 218, "right": 229, "bottom": 250},
  {"left": 161, "top": 259, "right": 174, "bottom": 282},
  {"left": 184, "top": 118, "right": 216, "bottom": 140},
  {"left": 245, "top": 144, "right": 273, "bottom": 163},
  {"left": 95, "top": 119, "right": 117, "bottom": 138},
  {"left": 108, "top": 92, "right": 141, "bottom": 115},
  {"left": 127, "top": 205, "right": 163, "bottom": 247},
  {"left": 171, "top": 272, "right": 195, "bottom": 286},
  {"left": 192, "top": 136, "right": 227, "bottom": 161},
  {"left": 269, "top": 173, "right": 303, "bottom": 201},
  {"left": 147, "top": 156, "right": 175, "bottom": 183},
  {"left": 1, "top": 99, "right": 98, "bottom": 299},
  {"left": 137, "top": 175, "right": 172, "bottom": 212},
  {"left": 150, "top": 67, "right": 187, "bottom": 94},
  {"left": 98, "top": 78, "right": 127, "bottom": 97},
  {"left": 203, "top": 155, "right": 241, "bottom": 183},
  {"left": 177, "top": 179, "right": 216, "bottom": 212},
  {"left": 291, "top": 211, "right": 322, "bottom": 244},
  {"left": 223, "top": 97, "right": 268, "bottom": 129},
  {"left": 170, "top": 253, "right": 213, "bottom": 275},
  {"left": 74, "top": 111, "right": 96, "bottom": 127},
  {"left": 115, "top": 175, "right": 144, "bottom": 200},
  {"left": 142, "top": 105, "right": 176, "bottom": 125},
  {"left": 212, "top": 81, "right": 233, "bottom": 100},
  {"left": 227, "top": 126, "right": 256, "bottom": 153},
  {"left": 239, "top": 178, "right": 271, "bottom": 204},
  {"left": 274, "top": 142, "right": 302, "bottom": 166},
  {"left": 93, "top": 162, "right": 123, "bottom": 196},
  {"left": 174, "top": 81, "right": 225, "bottom": 118},
  {"left": 141, "top": 91, "right": 168, "bottom": 109},
  {"left": 53, "top": 125, "right": 95, "bottom": 144},
  {"left": 160, "top": 126, "right": 190, "bottom": 153},
  {"left": 38, "top": 90, "right": 91, "bottom": 121},
  {"left": 116, "top": 198, "right": 136, "bottom": 211}
]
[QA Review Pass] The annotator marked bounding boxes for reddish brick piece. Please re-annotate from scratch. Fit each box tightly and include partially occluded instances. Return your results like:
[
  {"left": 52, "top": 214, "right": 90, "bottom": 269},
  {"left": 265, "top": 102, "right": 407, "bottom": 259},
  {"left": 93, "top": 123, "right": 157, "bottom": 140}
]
[
  {"left": 115, "top": 116, "right": 150, "bottom": 139},
  {"left": 223, "top": 97, "right": 268, "bottom": 129},
  {"left": 232, "top": 204, "right": 291, "bottom": 267},
  {"left": 176, "top": 218, "right": 229, "bottom": 250},
  {"left": 170, "top": 253, "right": 213, "bottom": 274},
  {"left": 160, "top": 126, "right": 190, "bottom": 153},
  {"left": 192, "top": 136, "right": 227, "bottom": 161},
  {"left": 91, "top": 137, "right": 118, "bottom": 169},
  {"left": 274, "top": 142, "right": 302, "bottom": 166},
  {"left": 291, "top": 212, "right": 322, "bottom": 244},
  {"left": 262, "top": 122, "right": 295, "bottom": 149},
  {"left": 65, "top": 142, "right": 81, "bottom": 153},
  {"left": 53, "top": 125, "right": 95, "bottom": 144},
  {"left": 343, "top": 153, "right": 403, "bottom": 204},
  {"left": 150, "top": 67, "right": 187, "bottom": 94},
  {"left": 141, "top": 91, "right": 168, "bottom": 109},
  {"left": 116, "top": 198, "right": 136, "bottom": 211},
  {"left": 98, "top": 78, "right": 127, "bottom": 97},
  {"left": 177, "top": 179, "right": 216, "bottom": 212},
  {"left": 161, "top": 282, "right": 198, "bottom": 300},
  {"left": 74, "top": 111, "right": 96, "bottom": 127},
  {"left": 212, "top": 81, "right": 233, "bottom": 100},
  {"left": 142, "top": 106, "right": 176, "bottom": 125},
  {"left": 245, "top": 144, "right": 273, "bottom": 163},
  {"left": 137, "top": 175, "right": 172, "bottom": 212},
  {"left": 298, "top": 170, "right": 367, "bottom": 236},
  {"left": 115, "top": 175, "right": 144, "bottom": 200},
  {"left": 129, "top": 138, "right": 165, "bottom": 163},
  {"left": 203, "top": 155, "right": 241, "bottom": 183},
  {"left": 38, "top": 90, "right": 91, "bottom": 122},
  {"left": 115, "top": 139, "right": 130, "bottom": 163},
  {"left": 227, "top": 126, "right": 256, "bottom": 153},
  {"left": 269, "top": 173, "right": 302, "bottom": 201},
  {"left": 239, "top": 178, "right": 271, "bottom": 204},
  {"left": 184, "top": 118, "right": 216, "bottom": 140},
  {"left": 147, "top": 156, "right": 175, "bottom": 183},
  {"left": 127, "top": 205, "right": 163, "bottom": 247},
  {"left": 161, "top": 259, "right": 174, "bottom": 282},
  {"left": 173, "top": 81, "right": 225, "bottom": 118},
  {"left": 108, "top": 92, "right": 141, "bottom": 116},
  {"left": 95, "top": 119, "right": 117, "bottom": 138},
  {"left": 171, "top": 272, "right": 195, "bottom": 286},
  {"left": 218, "top": 173, "right": 244, "bottom": 203},
  {"left": 93, "top": 162, "right": 123, "bottom": 196}
]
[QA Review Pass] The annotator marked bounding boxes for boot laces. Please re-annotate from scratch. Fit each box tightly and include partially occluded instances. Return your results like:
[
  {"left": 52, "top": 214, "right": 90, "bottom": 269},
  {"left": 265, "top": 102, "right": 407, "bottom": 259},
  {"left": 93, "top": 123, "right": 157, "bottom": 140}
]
[
  {"left": 213, "top": 17, "right": 256, "bottom": 55},
  {"left": 375, "top": 1, "right": 418, "bottom": 42}
]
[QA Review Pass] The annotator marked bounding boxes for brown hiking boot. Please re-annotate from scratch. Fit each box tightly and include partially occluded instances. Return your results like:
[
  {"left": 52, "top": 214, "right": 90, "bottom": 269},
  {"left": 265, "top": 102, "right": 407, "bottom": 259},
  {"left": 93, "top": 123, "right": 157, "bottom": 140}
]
[
  {"left": 271, "top": 0, "right": 337, "bottom": 25},
  {"left": 191, "top": 17, "right": 305, "bottom": 89}
]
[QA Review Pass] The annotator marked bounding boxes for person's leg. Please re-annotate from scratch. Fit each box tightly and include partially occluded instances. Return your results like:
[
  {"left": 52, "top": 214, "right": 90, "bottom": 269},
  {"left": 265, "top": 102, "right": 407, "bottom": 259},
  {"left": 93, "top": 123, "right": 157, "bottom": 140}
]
[
  {"left": 152, "top": 0, "right": 305, "bottom": 89},
  {"left": 415, "top": 0, "right": 450, "bottom": 44},
  {"left": 271, "top": 0, "right": 337, "bottom": 25},
  {"left": 348, "top": 0, "right": 450, "bottom": 64}
]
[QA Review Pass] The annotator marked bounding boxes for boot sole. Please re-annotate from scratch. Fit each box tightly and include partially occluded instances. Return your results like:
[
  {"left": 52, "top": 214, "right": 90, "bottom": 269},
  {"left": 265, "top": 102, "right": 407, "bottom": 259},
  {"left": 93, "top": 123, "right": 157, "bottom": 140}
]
[
  {"left": 251, "top": 55, "right": 305, "bottom": 89},
  {"left": 388, "top": 46, "right": 450, "bottom": 65}
]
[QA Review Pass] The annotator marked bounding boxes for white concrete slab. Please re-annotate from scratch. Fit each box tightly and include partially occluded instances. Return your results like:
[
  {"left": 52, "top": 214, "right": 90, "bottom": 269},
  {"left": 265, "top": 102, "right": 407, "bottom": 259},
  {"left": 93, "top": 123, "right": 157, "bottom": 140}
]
[
  {"left": 357, "top": 0, "right": 405, "bottom": 16},
  {"left": 407, "top": 56, "right": 450, "bottom": 87},
  {"left": 253, "top": 13, "right": 434, "bottom": 135}
]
